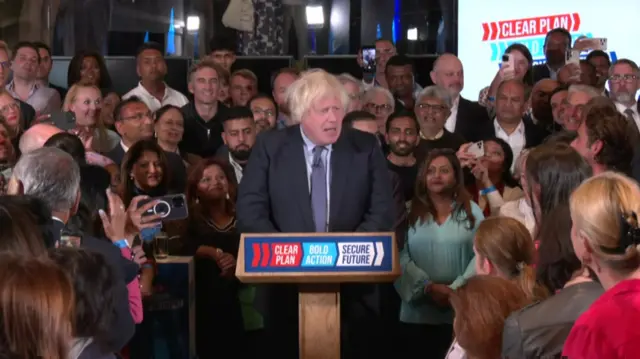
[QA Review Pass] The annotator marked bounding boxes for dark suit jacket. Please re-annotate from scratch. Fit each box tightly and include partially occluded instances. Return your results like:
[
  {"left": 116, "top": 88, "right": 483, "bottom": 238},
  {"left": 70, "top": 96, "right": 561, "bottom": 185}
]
[
  {"left": 18, "top": 99, "right": 36, "bottom": 129},
  {"left": 236, "top": 125, "right": 394, "bottom": 357},
  {"left": 106, "top": 144, "right": 187, "bottom": 192},
  {"left": 532, "top": 63, "right": 552, "bottom": 83},
  {"left": 454, "top": 97, "right": 492, "bottom": 142},
  {"left": 237, "top": 124, "right": 394, "bottom": 233},
  {"left": 50, "top": 219, "right": 135, "bottom": 352}
]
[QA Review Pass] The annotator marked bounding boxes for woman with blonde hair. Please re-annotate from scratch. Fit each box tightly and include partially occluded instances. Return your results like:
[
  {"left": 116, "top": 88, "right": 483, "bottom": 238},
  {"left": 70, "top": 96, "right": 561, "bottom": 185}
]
[
  {"left": 563, "top": 172, "right": 640, "bottom": 358},
  {"left": 0, "top": 253, "right": 74, "bottom": 359},
  {"left": 474, "top": 217, "right": 548, "bottom": 301},
  {"left": 63, "top": 84, "right": 120, "bottom": 153}
]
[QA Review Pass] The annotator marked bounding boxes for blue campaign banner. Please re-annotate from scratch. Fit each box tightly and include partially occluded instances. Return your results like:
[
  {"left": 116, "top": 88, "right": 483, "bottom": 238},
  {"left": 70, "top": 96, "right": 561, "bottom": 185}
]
[{"left": 243, "top": 235, "right": 394, "bottom": 273}]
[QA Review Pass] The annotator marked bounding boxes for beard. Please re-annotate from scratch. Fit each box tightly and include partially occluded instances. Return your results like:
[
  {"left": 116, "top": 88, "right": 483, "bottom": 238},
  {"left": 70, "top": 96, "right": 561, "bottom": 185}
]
[
  {"left": 389, "top": 141, "right": 415, "bottom": 156},
  {"left": 230, "top": 146, "right": 252, "bottom": 162},
  {"left": 615, "top": 91, "right": 634, "bottom": 104}
]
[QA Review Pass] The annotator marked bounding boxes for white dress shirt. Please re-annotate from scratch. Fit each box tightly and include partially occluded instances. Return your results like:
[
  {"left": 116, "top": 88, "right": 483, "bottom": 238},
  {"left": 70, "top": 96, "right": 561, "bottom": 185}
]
[
  {"left": 494, "top": 119, "right": 526, "bottom": 171},
  {"left": 229, "top": 153, "right": 244, "bottom": 184},
  {"left": 444, "top": 96, "right": 460, "bottom": 133},
  {"left": 123, "top": 82, "right": 189, "bottom": 112}
]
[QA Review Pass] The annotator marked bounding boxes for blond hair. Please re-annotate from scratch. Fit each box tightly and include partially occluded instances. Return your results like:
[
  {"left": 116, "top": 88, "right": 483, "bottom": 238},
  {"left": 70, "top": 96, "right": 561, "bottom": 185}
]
[
  {"left": 188, "top": 59, "right": 226, "bottom": 83},
  {"left": 0, "top": 41, "right": 11, "bottom": 58},
  {"left": 285, "top": 70, "right": 350, "bottom": 124},
  {"left": 475, "top": 217, "right": 548, "bottom": 301},
  {"left": 231, "top": 68, "right": 258, "bottom": 84},
  {"left": 570, "top": 171, "right": 640, "bottom": 274},
  {"left": 63, "top": 84, "right": 110, "bottom": 152}
]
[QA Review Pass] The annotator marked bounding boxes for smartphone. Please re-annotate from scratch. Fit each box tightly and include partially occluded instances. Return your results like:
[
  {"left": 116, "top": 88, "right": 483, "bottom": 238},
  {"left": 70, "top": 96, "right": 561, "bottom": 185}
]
[
  {"left": 361, "top": 46, "right": 376, "bottom": 72},
  {"left": 501, "top": 53, "right": 515, "bottom": 78},
  {"left": 138, "top": 194, "right": 189, "bottom": 222},
  {"left": 48, "top": 111, "right": 76, "bottom": 131},
  {"left": 467, "top": 141, "right": 485, "bottom": 159},
  {"left": 588, "top": 38, "right": 608, "bottom": 51},
  {"left": 565, "top": 49, "right": 581, "bottom": 65}
]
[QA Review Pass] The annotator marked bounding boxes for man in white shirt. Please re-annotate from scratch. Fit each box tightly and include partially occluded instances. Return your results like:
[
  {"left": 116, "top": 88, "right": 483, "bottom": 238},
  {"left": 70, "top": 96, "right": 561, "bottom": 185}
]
[
  {"left": 494, "top": 80, "right": 527, "bottom": 167},
  {"left": 122, "top": 42, "right": 189, "bottom": 112},
  {"left": 608, "top": 59, "right": 640, "bottom": 130}
]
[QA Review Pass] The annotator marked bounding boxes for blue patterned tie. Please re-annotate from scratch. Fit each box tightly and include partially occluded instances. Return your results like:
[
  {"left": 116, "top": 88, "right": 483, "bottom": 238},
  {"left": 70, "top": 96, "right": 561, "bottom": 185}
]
[{"left": 311, "top": 146, "right": 327, "bottom": 232}]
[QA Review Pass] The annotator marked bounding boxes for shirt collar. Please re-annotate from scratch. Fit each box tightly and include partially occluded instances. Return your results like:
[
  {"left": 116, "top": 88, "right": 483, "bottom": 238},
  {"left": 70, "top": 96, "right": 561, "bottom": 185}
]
[
  {"left": 420, "top": 129, "right": 444, "bottom": 140},
  {"left": 228, "top": 153, "right": 243, "bottom": 171},
  {"left": 6, "top": 79, "right": 39, "bottom": 94},
  {"left": 494, "top": 118, "right": 525, "bottom": 135},
  {"left": 120, "top": 140, "right": 130, "bottom": 153},
  {"left": 136, "top": 81, "right": 169, "bottom": 101},
  {"left": 300, "top": 126, "right": 333, "bottom": 152}
]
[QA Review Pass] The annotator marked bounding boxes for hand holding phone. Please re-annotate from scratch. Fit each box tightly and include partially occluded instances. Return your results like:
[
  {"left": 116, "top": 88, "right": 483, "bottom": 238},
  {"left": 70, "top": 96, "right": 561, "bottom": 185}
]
[
  {"left": 467, "top": 141, "right": 485, "bottom": 159},
  {"left": 360, "top": 46, "right": 376, "bottom": 73},
  {"left": 501, "top": 54, "right": 516, "bottom": 79},
  {"left": 138, "top": 193, "right": 189, "bottom": 222}
]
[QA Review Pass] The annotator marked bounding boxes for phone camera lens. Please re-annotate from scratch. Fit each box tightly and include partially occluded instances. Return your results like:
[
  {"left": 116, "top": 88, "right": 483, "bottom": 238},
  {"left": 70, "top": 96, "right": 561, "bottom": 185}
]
[
  {"left": 154, "top": 202, "right": 170, "bottom": 216},
  {"left": 172, "top": 197, "right": 185, "bottom": 208}
]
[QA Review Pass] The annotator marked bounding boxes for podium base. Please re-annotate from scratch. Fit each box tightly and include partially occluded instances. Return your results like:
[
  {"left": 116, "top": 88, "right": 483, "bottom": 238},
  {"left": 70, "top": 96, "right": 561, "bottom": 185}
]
[{"left": 299, "top": 284, "right": 340, "bottom": 359}]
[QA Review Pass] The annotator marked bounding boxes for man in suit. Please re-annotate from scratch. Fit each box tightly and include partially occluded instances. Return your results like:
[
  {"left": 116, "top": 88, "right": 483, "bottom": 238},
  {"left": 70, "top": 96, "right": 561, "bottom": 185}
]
[
  {"left": 109, "top": 96, "right": 187, "bottom": 191},
  {"left": 531, "top": 28, "right": 571, "bottom": 83},
  {"left": 237, "top": 70, "right": 395, "bottom": 358},
  {"left": 11, "top": 147, "right": 136, "bottom": 352},
  {"left": 430, "top": 53, "right": 491, "bottom": 142}
]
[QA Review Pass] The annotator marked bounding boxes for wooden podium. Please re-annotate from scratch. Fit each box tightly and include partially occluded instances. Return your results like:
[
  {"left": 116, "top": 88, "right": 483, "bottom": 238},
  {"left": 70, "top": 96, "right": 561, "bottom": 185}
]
[{"left": 236, "top": 232, "right": 400, "bottom": 359}]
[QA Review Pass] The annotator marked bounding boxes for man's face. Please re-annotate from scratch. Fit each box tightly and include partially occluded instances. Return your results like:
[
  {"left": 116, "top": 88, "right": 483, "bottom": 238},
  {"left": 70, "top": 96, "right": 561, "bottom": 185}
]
[
  {"left": 115, "top": 102, "right": 154, "bottom": 143},
  {"left": 564, "top": 91, "right": 592, "bottom": 131},
  {"left": 531, "top": 80, "right": 558, "bottom": 122},
  {"left": 222, "top": 118, "right": 256, "bottom": 162},
  {"left": 579, "top": 63, "right": 597, "bottom": 87},
  {"left": 495, "top": 81, "right": 526, "bottom": 124},
  {"left": 415, "top": 97, "right": 449, "bottom": 134},
  {"left": 544, "top": 32, "right": 570, "bottom": 66},
  {"left": 570, "top": 122, "right": 597, "bottom": 165},
  {"left": 11, "top": 47, "right": 39, "bottom": 80},
  {"left": 272, "top": 72, "right": 298, "bottom": 114},
  {"left": 0, "top": 93, "right": 21, "bottom": 131},
  {"left": 375, "top": 40, "right": 396, "bottom": 74},
  {"left": 230, "top": 75, "right": 256, "bottom": 106},
  {"left": 210, "top": 50, "right": 236, "bottom": 72},
  {"left": 431, "top": 56, "right": 464, "bottom": 98},
  {"left": 609, "top": 63, "right": 640, "bottom": 105},
  {"left": 342, "top": 81, "right": 362, "bottom": 112},
  {"left": 364, "top": 92, "right": 393, "bottom": 132},
  {"left": 0, "top": 49, "right": 10, "bottom": 87},
  {"left": 589, "top": 55, "right": 609, "bottom": 88},
  {"left": 188, "top": 67, "right": 219, "bottom": 105},
  {"left": 300, "top": 95, "right": 344, "bottom": 146},
  {"left": 385, "top": 116, "right": 419, "bottom": 156},
  {"left": 136, "top": 49, "right": 167, "bottom": 82},
  {"left": 386, "top": 65, "right": 413, "bottom": 98},
  {"left": 550, "top": 90, "right": 568, "bottom": 126},
  {"left": 250, "top": 97, "right": 277, "bottom": 133},
  {"left": 36, "top": 48, "right": 52, "bottom": 80}
]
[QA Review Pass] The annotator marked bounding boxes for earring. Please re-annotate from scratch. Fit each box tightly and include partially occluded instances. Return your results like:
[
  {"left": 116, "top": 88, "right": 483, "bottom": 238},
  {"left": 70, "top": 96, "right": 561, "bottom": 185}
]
[
  {"left": 195, "top": 197, "right": 199, "bottom": 204},
  {"left": 226, "top": 192, "right": 230, "bottom": 200}
]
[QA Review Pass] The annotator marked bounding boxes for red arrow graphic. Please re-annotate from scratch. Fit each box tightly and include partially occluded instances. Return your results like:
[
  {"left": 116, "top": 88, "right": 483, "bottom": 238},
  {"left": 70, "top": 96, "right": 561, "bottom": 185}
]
[
  {"left": 251, "top": 243, "right": 261, "bottom": 267},
  {"left": 260, "top": 242, "right": 270, "bottom": 267},
  {"left": 571, "top": 13, "right": 580, "bottom": 31},
  {"left": 482, "top": 23, "right": 490, "bottom": 41},
  {"left": 490, "top": 22, "right": 499, "bottom": 40}
]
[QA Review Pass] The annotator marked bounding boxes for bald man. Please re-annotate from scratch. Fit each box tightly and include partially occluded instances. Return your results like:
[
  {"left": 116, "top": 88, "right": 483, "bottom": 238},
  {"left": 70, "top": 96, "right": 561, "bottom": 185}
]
[
  {"left": 530, "top": 79, "right": 560, "bottom": 128},
  {"left": 19, "top": 123, "right": 62, "bottom": 154},
  {"left": 429, "top": 53, "right": 490, "bottom": 142}
]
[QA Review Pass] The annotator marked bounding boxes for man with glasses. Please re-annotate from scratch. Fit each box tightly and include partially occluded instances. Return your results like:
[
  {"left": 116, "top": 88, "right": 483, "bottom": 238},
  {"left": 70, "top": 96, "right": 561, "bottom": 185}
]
[
  {"left": 608, "top": 59, "right": 640, "bottom": 128},
  {"left": 362, "top": 87, "right": 395, "bottom": 135},
  {"left": 5, "top": 42, "right": 60, "bottom": 115},
  {"left": 248, "top": 94, "right": 277, "bottom": 133},
  {"left": 0, "top": 41, "right": 35, "bottom": 131},
  {"left": 107, "top": 96, "right": 155, "bottom": 166}
]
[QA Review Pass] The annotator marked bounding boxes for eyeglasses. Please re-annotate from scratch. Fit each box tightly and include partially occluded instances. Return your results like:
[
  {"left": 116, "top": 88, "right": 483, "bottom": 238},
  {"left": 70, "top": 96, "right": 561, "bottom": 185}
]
[
  {"left": 123, "top": 111, "right": 153, "bottom": 122},
  {"left": 416, "top": 103, "right": 448, "bottom": 113},
  {"left": 0, "top": 61, "right": 9, "bottom": 69},
  {"left": 609, "top": 74, "right": 639, "bottom": 83},
  {"left": 0, "top": 102, "right": 19, "bottom": 115},
  {"left": 251, "top": 108, "right": 275, "bottom": 117},
  {"left": 365, "top": 103, "right": 392, "bottom": 113}
]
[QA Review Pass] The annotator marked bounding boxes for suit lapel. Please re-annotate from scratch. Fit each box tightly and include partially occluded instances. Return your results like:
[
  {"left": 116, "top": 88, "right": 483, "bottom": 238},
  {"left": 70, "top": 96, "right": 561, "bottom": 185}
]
[
  {"left": 329, "top": 132, "right": 353, "bottom": 229},
  {"left": 454, "top": 98, "right": 467, "bottom": 134},
  {"left": 284, "top": 127, "right": 315, "bottom": 231}
]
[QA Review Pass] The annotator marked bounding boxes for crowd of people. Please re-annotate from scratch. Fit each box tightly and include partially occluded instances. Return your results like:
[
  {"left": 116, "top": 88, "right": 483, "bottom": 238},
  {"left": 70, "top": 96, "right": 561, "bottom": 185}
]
[{"left": 0, "top": 25, "right": 639, "bottom": 359}]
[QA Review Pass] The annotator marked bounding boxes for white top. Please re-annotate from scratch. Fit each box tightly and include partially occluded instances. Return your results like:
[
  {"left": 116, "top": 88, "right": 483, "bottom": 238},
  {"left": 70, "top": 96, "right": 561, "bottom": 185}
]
[
  {"left": 444, "top": 96, "right": 460, "bottom": 133},
  {"left": 494, "top": 118, "right": 525, "bottom": 171},
  {"left": 229, "top": 153, "right": 244, "bottom": 184},
  {"left": 123, "top": 82, "right": 189, "bottom": 112},
  {"left": 445, "top": 340, "right": 467, "bottom": 359}
]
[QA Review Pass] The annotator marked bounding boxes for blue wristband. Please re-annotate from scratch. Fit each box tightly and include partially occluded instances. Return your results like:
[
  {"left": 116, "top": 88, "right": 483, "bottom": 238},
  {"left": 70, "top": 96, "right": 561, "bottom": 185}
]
[
  {"left": 114, "top": 239, "right": 129, "bottom": 249},
  {"left": 481, "top": 185, "right": 497, "bottom": 196}
]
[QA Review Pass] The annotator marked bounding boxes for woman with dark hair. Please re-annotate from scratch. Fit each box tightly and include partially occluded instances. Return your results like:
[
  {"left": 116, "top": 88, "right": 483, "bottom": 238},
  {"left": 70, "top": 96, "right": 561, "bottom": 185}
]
[
  {"left": 117, "top": 139, "right": 170, "bottom": 207},
  {"left": 479, "top": 43, "right": 534, "bottom": 109},
  {"left": 0, "top": 254, "right": 74, "bottom": 359},
  {"left": 463, "top": 137, "right": 522, "bottom": 217},
  {"left": 180, "top": 157, "right": 245, "bottom": 358},
  {"left": 153, "top": 105, "right": 197, "bottom": 166},
  {"left": 501, "top": 143, "right": 601, "bottom": 359},
  {"left": 395, "top": 149, "right": 484, "bottom": 358},
  {"left": 66, "top": 51, "right": 113, "bottom": 92},
  {"left": 50, "top": 248, "right": 120, "bottom": 359}
]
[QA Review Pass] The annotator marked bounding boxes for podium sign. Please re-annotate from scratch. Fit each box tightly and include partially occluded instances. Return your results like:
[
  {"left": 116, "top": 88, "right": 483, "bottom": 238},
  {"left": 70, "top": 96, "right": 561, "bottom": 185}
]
[{"left": 236, "top": 232, "right": 400, "bottom": 359}]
